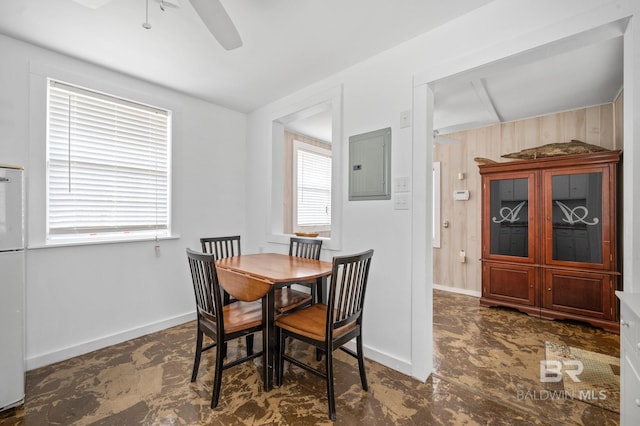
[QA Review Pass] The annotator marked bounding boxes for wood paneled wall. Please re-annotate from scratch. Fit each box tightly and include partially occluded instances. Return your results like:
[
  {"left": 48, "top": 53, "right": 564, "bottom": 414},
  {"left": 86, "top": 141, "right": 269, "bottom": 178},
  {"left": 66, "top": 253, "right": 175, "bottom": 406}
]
[{"left": 433, "top": 98, "right": 623, "bottom": 294}]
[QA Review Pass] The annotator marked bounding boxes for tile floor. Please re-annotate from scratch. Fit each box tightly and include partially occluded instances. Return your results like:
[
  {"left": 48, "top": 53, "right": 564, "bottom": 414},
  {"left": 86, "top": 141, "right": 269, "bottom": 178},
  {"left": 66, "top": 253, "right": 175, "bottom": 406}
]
[{"left": 0, "top": 290, "right": 620, "bottom": 425}]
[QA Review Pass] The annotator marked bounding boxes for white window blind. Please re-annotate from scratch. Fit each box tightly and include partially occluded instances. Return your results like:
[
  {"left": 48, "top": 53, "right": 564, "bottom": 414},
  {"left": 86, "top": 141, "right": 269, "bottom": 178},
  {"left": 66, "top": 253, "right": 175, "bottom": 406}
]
[
  {"left": 294, "top": 142, "right": 331, "bottom": 228},
  {"left": 47, "top": 79, "right": 171, "bottom": 240}
]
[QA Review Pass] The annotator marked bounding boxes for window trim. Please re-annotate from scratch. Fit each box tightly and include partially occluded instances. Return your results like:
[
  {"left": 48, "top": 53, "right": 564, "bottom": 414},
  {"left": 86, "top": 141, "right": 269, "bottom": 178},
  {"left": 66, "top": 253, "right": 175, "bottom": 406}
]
[
  {"left": 45, "top": 78, "right": 172, "bottom": 244},
  {"left": 433, "top": 161, "right": 441, "bottom": 248},
  {"left": 267, "top": 86, "right": 343, "bottom": 251}
]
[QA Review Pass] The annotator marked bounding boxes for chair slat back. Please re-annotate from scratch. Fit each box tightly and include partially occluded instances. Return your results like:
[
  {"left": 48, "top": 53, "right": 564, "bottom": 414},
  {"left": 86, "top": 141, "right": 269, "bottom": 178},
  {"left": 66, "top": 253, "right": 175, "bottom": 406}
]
[
  {"left": 201, "top": 235, "right": 241, "bottom": 260},
  {"left": 327, "top": 249, "right": 374, "bottom": 330},
  {"left": 289, "top": 237, "right": 323, "bottom": 260},
  {"left": 187, "top": 249, "right": 224, "bottom": 330}
]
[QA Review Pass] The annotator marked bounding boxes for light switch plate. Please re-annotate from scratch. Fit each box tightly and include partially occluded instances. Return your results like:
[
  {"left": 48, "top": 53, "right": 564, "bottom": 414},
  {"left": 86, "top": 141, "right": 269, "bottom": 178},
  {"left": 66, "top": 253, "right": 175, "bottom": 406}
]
[
  {"left": 393, "top": 193, "right": 409, "bottom": 210},
  {"left": 394, "top": 176, "right": 409, "bottom": 192}
]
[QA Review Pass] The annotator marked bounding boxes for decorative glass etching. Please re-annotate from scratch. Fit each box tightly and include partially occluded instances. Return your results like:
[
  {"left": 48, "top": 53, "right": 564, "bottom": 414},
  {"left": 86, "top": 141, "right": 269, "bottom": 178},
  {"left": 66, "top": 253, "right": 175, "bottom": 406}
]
[
  {"left": 551, "top": 172, "right": 602, "bottom": 263},
  {"left": 492, "top": 201, "right": 527, "bottom": 224},
  {"left": 489, "top": 178, "right": 528, "bottom": 257},
  {"left": 554, "top": 200, "right": 599, "bottom": 226}
]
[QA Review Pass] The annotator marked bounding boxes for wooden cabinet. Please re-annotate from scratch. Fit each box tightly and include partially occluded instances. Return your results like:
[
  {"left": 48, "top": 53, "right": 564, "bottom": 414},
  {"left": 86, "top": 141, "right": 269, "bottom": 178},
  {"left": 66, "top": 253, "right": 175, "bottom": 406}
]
[{"left": 479, "top": 151, "right": 621, "bottom": 333}]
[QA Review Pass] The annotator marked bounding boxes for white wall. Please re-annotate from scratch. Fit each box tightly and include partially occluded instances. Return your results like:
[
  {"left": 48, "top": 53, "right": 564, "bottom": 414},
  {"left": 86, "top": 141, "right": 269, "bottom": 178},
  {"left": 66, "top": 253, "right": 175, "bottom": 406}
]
[
  {"left": 2, "top": 0, "right": 638, "bottom": 381},
  {"left": 246, "top": 58, "right": 418, "bottom": 374},
  {"left": 0, "top": 34, "right": 248, "bottom": 369},
  {"left": 245, "top": 0, "right": 640, "bottom": 381}
]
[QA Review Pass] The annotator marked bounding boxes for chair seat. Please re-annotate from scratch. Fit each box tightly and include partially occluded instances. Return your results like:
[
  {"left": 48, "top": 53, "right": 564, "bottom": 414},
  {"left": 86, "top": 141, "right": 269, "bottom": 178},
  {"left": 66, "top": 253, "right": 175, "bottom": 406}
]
[
  {"left": 275, "top": 303, "right": 356, "bottom": 341},
  {"left": 200, "top": 301, "right": 262, "bottom": 335},
  {"left": 274, "top": 287, "right": 312, "bottom": 314}
]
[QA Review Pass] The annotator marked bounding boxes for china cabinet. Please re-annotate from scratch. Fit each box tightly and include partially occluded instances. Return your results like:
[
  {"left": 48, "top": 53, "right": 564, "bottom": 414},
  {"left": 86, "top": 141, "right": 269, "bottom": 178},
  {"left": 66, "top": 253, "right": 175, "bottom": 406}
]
[{"left": 479, "top": 151, "right": 621, "bottom": 333}]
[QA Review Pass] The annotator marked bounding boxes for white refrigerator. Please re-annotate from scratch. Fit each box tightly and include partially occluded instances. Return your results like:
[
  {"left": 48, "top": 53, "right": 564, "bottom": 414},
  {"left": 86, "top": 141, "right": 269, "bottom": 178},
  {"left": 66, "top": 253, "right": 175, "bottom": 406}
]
[{"left": 0, "top": 165, "right": 25, "bottom": 412}]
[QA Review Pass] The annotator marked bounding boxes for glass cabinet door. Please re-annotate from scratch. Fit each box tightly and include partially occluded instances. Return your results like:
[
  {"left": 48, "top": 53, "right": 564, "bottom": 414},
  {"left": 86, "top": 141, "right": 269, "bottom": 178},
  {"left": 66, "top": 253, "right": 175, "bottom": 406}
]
[
  {"left": 549, "top": 171, "right": 603, "bottom": 264},
  {"left": 488, "top": 177, "right": 530, "bottom": 258}
]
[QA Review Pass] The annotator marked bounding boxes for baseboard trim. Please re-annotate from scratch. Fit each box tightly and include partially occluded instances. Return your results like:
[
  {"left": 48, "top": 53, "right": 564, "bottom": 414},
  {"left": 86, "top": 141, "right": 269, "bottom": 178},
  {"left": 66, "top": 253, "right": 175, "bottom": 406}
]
[
  {"left": 26, "top": 311, "right": 196, "bottom": 371},
  {"left": 433, "top": 283, "right": 481, "bottom": 298},
  {"left": 343, "top": 341, "right": 413, "bottom": 377},
  {"left": 26, "top": 288, "right": 475, "bottom": 377}
]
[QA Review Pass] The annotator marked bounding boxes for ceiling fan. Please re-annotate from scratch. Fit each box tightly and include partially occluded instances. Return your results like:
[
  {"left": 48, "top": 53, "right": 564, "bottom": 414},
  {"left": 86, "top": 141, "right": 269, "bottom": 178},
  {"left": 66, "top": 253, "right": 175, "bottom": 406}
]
[{"left": 71, "top": 0, "right": 243, "bottom": 50}]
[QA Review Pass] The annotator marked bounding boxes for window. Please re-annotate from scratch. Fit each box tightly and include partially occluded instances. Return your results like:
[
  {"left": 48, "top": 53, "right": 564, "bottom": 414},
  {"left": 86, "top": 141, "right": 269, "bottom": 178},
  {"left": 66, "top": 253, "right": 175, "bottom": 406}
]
[
  {"left": 269, "top": 87, "right": 342, "bottom": 249},
  {"left": 293, "top": 140, "right": 331, "bottom": 232},
  {"left": 46, "top": 79, "right": 171, "bottom": 242}
]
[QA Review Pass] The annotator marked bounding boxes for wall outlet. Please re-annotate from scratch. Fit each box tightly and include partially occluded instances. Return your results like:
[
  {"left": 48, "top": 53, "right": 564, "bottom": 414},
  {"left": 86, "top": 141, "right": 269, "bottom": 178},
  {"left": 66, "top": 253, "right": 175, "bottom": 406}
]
[{"left": 459, "top": 249, "right": 466, "bottom": 263}]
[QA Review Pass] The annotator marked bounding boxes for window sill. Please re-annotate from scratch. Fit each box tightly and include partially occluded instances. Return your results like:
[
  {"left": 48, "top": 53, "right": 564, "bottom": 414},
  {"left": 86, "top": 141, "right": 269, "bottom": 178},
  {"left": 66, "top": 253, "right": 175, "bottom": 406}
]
[
  {"left": 28, "top": 234, "right": 180, "bottom": 250},
  {"left": 267, "top": 232, "right": 340, "bottom": 251}
]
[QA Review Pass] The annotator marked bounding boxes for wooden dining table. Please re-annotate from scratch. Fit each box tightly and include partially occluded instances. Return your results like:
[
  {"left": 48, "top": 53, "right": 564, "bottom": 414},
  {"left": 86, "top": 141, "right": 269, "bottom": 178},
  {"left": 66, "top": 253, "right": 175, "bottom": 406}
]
[{"left": 216, "top": 253, "right": 332, "bottom": 391}]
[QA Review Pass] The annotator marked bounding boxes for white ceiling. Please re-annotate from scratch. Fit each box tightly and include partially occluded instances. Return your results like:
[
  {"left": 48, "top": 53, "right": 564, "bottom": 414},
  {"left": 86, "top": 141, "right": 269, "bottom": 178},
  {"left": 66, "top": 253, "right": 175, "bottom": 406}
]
[
  {"left": 0, "top": 1, "right": 625, "bottom": 141},
  {"left": 432, "top": 20, "right": 625, "bottom": 135},
  {"left": 287, "top": 22, "right": 625, "bottom": 142},
  {"left": 286, "top": 110, "right": 333, "bottom": 143},
  {"left": 0, "top": 0, "right": 494, "bottom": 113}
]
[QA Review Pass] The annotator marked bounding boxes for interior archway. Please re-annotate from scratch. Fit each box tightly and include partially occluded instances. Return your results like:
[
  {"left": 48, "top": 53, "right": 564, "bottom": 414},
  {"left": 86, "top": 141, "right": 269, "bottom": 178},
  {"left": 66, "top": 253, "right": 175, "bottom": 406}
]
[{"left": 410, "top": 13, "right": 638, "bottom": 382}]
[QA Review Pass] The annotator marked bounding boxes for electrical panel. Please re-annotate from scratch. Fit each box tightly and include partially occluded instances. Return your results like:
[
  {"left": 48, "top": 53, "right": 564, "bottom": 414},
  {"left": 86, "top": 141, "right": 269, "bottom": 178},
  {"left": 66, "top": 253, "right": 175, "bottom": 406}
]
[{"left": 348, "top": 127, "right": 391, "bottom": 201}]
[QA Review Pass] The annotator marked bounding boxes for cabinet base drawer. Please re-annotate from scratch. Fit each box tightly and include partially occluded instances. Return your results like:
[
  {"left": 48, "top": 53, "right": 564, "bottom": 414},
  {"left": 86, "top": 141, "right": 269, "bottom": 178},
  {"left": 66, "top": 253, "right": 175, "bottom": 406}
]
[
  {"left": 482, "top": 262, "right": 536, "bottom": 306},
  {"left": 543, "top": 269, "right": 614, "bottom": 320}
]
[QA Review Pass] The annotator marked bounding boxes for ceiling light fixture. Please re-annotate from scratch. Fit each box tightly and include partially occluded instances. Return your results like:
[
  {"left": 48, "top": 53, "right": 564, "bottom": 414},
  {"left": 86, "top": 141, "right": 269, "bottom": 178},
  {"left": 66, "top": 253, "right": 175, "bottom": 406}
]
[
  {"left": 71, "top": 0, "right": 112, "bottom": 8},
  {"left": 73, "top": 0, "right": 241, "bottom": 50},
  {"left": 143, "top": 0, "right": 181, "bottom": 29},
  {"left": 142, "top": 0, "right": 153, "bottom": 29}
]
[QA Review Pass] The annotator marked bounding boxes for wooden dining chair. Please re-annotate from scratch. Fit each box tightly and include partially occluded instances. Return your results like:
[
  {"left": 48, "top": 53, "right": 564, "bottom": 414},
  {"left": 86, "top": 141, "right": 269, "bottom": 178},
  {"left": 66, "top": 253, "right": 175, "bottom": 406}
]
[
  {"left": 200, "top": 235, "right": 242, "bottom": 307},
  {"left": 289, "top": 236, "right": 323, "bottom": 260},
  {"left": 274, "top": 237, "right": 323, "bottom": 315},
  {"left": 275, "top": 249, "right": 374, "bottom": 421},
  {"left": 200, "top": 236, "right": 254, "bottom": 355},
  {"left": 186, "top": 248, "right": 264, "bottom": 409}
]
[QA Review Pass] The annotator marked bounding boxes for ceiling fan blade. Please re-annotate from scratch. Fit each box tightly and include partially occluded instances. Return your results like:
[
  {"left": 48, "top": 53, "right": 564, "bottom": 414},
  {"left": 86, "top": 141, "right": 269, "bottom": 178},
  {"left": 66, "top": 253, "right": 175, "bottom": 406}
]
[{"left": 189, "top": 0, "right": 242, "bottom": 50}]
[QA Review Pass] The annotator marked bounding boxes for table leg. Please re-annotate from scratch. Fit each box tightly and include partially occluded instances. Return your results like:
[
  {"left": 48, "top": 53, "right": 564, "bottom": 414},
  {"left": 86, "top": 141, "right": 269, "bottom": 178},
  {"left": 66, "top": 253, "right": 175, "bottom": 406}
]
[
  {"left": 317, "top": 275, "right": 328, "bottom": 304},
  {"left": 262, "top": 288, "right": 275, "bottom": 391}
]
